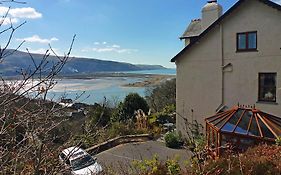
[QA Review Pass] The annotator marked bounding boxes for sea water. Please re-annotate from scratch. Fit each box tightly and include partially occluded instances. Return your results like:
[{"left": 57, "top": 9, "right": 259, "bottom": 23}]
[{"left": 47, "top": 69, "right": 176, "bottom": 104}]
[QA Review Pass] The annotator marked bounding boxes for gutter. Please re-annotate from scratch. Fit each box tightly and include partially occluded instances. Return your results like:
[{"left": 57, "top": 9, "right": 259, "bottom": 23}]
[{"left": 219, "top": 23, "right": 225, "bottom": 110}]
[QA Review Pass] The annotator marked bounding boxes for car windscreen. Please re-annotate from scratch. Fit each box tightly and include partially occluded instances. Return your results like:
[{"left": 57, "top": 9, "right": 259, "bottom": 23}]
[{"left": 71, "top": 155, "right": 96, "bottom": 171}]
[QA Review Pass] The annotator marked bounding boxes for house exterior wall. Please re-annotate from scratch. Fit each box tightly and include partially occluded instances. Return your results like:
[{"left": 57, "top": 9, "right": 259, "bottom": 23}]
[{"left": 175, "top": 0, "right": 281, "bottom": 134}]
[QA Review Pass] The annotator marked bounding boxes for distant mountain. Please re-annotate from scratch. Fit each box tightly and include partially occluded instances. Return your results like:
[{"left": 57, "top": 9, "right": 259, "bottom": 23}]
[{"left": 0, "top": 49, "right": 166, "bottom": 76}]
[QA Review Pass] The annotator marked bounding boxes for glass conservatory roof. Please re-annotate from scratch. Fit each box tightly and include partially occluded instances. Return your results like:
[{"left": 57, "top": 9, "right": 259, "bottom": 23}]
[{"left": 205, "top": 106, "right": 281, "bottom": 139}]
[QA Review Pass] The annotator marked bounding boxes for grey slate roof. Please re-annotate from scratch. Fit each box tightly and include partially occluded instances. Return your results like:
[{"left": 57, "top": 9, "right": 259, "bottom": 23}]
[
  {"left": 171, "top": 0, "right": 281, "bottom": 62},
  {"left": 181, "top": 19, "right": 202, "bottom": 39}
]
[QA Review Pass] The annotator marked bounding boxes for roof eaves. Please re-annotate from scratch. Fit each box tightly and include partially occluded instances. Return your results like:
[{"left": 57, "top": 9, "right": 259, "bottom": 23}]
[
  {"left": 171, "top": 0, "right": 281, "bottom": 63},
  {"left": 179, "top": 35, "right": 199, "bottom": 40},
  {"left": 260, "top": 0, "right": 281, "bottom": 11},
  {"left": 171, "top": 0, "right": 246, "bottom": 63}
]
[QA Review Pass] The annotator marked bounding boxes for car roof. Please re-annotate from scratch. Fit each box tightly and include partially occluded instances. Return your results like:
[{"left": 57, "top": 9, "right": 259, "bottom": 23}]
[{"left": 61, "top": 147, "right": 88, "bottom": 160}]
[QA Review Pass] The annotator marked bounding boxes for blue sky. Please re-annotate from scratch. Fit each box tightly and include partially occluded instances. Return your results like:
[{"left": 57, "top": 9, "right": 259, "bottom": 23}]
[{"left": 0, "top": 0, "right": 280, "bottom": 68}]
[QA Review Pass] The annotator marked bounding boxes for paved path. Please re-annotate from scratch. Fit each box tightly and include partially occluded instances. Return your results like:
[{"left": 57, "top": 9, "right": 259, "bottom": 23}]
[{"left": 95, "top": 141, "right": 191, "bottom": 173}]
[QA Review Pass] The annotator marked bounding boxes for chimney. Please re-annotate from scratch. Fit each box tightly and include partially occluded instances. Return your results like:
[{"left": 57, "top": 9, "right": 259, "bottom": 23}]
[{"left": 202, "top": 0, "right": 222, "bottom": 30}]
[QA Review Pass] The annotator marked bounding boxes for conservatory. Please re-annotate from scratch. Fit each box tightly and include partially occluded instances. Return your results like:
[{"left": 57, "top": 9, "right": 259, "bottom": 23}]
[{"left": 205, "top": 105, "right": 281, "bottom": 157}]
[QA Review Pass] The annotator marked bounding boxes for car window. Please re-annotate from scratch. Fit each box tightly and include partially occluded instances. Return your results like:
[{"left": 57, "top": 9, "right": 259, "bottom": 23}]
[
  {"left": 70, "top": 155, "right": 95, "bottom": 171},
  {"left": 59, "top": 153, "right": 66, "bottom": 160}
]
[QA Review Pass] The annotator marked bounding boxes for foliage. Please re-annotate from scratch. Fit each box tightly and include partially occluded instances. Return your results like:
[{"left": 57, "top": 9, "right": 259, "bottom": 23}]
[
  {"left": 275, "top": 136, "right": 281, "bottom": 146},
  {"left": 162, "top": 104, "right": 176, "bottom": 114},
  {"left": 189, "top": 145, "right": 281, "bottom": 175},
  {"left": 108, "top": 122, "right": 140, "bottom": 138},
  {"left": 149, "top": 112, "right": 170, "bottom": 125},
  {"left": 164, "top": 131, "right": 182, "bottom": 149},
  {"left": 132, "top": 155, "right": 181, "bottom": 175},
  {"left": 149, "top": 105, "right": 176, "bottom": 126},
  {"left": 88, "top": 103, "right": 112, "bottom": 127},
  {"left": 184, "top": 120, "right": 205, "bottom": 153},
  {"left": 0, "top": 1, "right": 77, "bottom": 173},
  {"left": 166, "top": 156, "right": 181, "bottom": 175},
  {"left": 113, "top": 93, "right": 149, "bottom": 122},
  {"left": 146, "top": 78, "right": 176, "bottom": 112},
  {"left": 132, "top": 155, "right": 168, "bottom": 175}
]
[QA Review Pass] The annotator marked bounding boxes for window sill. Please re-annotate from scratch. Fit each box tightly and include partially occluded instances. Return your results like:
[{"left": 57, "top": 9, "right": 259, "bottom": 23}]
[
  {"left": 236, "top": 49, "right": 258, "bottom": 53},
  {"left": 256, "top": 101, "right": 278, "bottom": 105}
]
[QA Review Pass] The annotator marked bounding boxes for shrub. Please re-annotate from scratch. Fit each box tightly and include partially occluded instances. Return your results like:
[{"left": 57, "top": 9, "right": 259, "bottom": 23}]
[
  {"left": 166, "top": 156, "right": 181, "bottom": 175},
  {"left": 198, "top": 145, "right": 281, "bottom": 175},
  {"left": 113, "top": 93, "right": 149, "bottom": 122},
  {"left": 108, "top": 122, "right": 132, "bottom": 137},
  {"left": 164, "top": 131, "right": 182, "bottom": 149},
  {"left": 88, "top": 104, "right": 111, "bottom": 127},
  {"left": 132, "top": 155, "right": 181, "bottom": 175},
  {"left": 132, "top": 155, "right": 169, "bottom": 175},
  {"left": 148, "top": 104, "right": 176, "bottom": 127}
]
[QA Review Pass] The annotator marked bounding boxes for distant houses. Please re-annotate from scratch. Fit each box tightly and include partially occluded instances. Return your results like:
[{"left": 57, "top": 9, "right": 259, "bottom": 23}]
[{"left": 60, "top": 98, "right": 88, "bottom": 118}]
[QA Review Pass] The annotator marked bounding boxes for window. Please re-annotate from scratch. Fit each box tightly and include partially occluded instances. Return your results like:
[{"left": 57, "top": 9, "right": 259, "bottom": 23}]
[
  {"left": 237, "top": 31, "right": 257, "bottom": 51},
  {"left": 258, "top": 73, "right": 277, "bottom": 102}
]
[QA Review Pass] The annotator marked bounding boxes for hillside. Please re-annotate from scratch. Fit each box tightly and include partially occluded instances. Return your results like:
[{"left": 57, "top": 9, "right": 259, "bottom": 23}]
[{"left": 0, "top": 49, "right": 166, "bottom": 76}]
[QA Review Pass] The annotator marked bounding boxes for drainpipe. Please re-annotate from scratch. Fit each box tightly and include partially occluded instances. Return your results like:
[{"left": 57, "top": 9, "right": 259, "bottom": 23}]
[{"left": 220, "top": 23, "right": 225, "bottom": 106}]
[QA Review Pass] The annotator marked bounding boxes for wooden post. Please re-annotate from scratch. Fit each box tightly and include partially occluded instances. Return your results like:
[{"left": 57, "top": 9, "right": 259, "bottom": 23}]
[{"left": 218, "top": 132, "right": 221, "bottom": 157}]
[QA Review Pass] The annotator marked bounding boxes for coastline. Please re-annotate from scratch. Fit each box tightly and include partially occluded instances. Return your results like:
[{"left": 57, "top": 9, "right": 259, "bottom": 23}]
[
  {"left": 57, "top": 73, "right": 176, "bottom": 87},
  {"left": 122, "top": 74, "right": 175, "bottom": 87},
  {"left": 3, "top": 71, "right": 176, "bottom": 104},
  {"left": 3, "top": 71, "right": 176, "bottom": 88},
  {"left": 56, "top": 72, "right": 175, "bottom": 87}
]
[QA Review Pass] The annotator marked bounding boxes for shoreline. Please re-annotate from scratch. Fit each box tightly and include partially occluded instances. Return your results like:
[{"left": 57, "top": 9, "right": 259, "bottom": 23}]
[
  {"left": 57, "top": 73, "right": 175, "bottom": 87},
  {"left": 122, "top": 74, "right": 175, "bottom": 87},
  {"left": 3, "top": 72, "right": 176, "bottom": 88}
]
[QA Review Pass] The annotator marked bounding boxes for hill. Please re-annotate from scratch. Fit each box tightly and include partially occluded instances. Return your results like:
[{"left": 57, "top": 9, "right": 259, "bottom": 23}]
[{"left": 0, "top": 49, "right": 166, "bottom": 76}]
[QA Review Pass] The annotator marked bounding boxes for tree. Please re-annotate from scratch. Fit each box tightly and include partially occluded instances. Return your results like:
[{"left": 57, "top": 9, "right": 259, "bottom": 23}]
[
  {"left": 88, "top": 103, "right": 111, "bottom": 127},
  {"left": 0, "top": 1, "right": 76, "bottom": 174},
  {"left": 113, "top": 93, "right": 149, "bottom": 122},
  {"left": 146, "top": 78, "right": 176, "bottom": 112}
]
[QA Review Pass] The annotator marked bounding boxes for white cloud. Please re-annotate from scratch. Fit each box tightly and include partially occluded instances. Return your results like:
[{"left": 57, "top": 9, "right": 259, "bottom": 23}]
[
  {"left": 26, "top": 48, "right": 60, "bottom": 55},
  {"left": 26, "top": 48, "right": 47, "bottom": 54},
  {"left": 0, "top": 6, "right": 42, "bottom": 25},
  {"left": 83, "top": 46, "right": 137, "bottom": 54},
  {"left": 0, "top": 17, "right": 18, "bottom": 25},
  {"left": 10, "top": 7, "right": 42, "bottom": 19},
  {"left": 82, "top": 42, "right": 138, "bottom": 54},
  {"left": 16, "top": 35, "right": 59, "bottom": 44},
  {"left": 112, "top": 44, "right": 120, "bottom": 48}
]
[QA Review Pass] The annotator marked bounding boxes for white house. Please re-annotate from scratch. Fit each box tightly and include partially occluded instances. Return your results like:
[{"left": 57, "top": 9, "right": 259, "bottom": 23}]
[{"left": 171, "top": 0, "right": 281, "bottom": 134}]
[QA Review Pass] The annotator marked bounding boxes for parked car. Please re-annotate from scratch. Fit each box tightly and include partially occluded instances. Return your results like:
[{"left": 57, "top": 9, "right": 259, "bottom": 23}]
[{"left": 59, "top": 147, "right": 103, "bottom": 175}]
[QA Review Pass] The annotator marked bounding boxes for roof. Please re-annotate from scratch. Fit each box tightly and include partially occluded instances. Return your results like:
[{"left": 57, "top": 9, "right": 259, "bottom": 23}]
[
  {"left": 205, "top": 106, "right": 281, "bottom": 140},
  {"left": 180, "top": 19, "right": 202, "bottom": 39},
  {"left": 171, "top": 0, "right": 281, "bottom": 62},
  {"left": 62, "top": 147, "right": 87, "bottom": 160}
]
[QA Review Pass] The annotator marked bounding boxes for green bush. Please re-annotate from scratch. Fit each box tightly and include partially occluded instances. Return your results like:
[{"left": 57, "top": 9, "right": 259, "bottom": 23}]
[
  {"left": 88, "top": 104, "right": 111, "bottom": 127},
  {"left": 132, "top": 155, "right": 169, "bottom": 175},
  {"left": 108, "top": 122, "right": 132, "bottom": 137},
  {"left": 148, "top": 104, "right": 176, "bottom": 127},
  {"left": 132, "top": 155, "right": 181, "bottom": 175},
  {"left": 113, "top": 93, "right": 149, "bottom": 122},
  {"left": 166, "top": 156, "right": 181, "bottom": 175},
  {"left": 164, "top": 131, "right": 182, "bottom": 149}
]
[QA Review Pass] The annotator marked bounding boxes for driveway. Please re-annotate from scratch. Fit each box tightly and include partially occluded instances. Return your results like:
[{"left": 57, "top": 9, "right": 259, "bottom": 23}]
[{"left": 95, "top": 141, "right": 191, "bottom": 173}]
